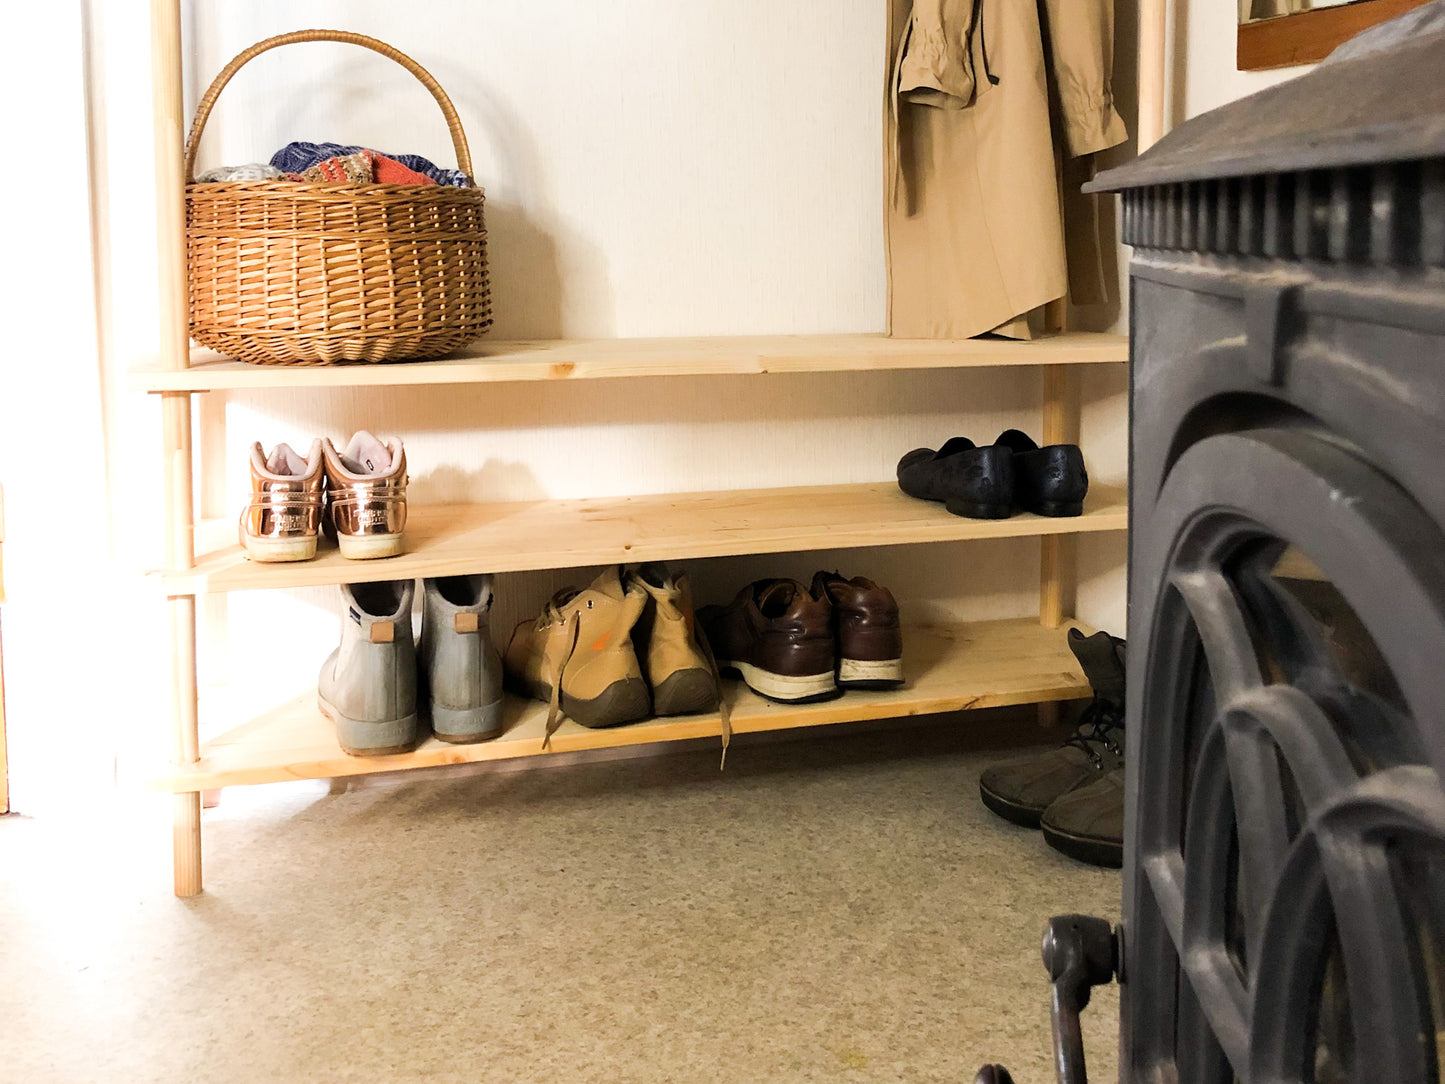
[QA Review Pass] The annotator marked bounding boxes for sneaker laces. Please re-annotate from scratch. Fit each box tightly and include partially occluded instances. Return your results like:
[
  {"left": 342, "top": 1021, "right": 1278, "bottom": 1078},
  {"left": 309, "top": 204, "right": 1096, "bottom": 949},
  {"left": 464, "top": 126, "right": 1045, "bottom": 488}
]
[
  {"left": 1060, "top": 698, "right": 1123, "bottom": 766},
  {"left": 541, "top": 607, "right": 581, "bottom": 752},
  {"left": 691, "top": 624, "right": 731, "bottom": 769}
]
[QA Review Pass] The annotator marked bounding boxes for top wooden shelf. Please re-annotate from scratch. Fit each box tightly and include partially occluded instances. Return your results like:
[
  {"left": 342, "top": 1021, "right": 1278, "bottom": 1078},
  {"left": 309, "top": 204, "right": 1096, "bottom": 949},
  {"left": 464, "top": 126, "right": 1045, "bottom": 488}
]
[{"left": 129, "top": 332, "right": 1129, "bottom": 392}]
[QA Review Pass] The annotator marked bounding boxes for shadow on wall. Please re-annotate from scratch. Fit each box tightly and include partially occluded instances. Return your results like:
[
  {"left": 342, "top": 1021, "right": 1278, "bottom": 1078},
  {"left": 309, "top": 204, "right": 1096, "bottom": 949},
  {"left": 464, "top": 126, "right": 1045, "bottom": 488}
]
[
  {"left": 484, "top": 201, "right": 564, "bottom": 339},
  {"left": 426, "top": 60, "right": 614, "bottom": 339},
  {"left": 213, "top": 45, "right": 609, "bottom": 341},
  {"left": 409, "top": 459, "right": 546, "bottom": 505}
]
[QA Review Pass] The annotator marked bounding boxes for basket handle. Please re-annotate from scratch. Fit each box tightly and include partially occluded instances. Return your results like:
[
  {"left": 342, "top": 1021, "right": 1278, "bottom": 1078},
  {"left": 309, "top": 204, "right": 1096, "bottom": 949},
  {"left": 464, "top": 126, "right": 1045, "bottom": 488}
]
[{"left": 183, "top": 29, "right": 473, "bottom": 182}]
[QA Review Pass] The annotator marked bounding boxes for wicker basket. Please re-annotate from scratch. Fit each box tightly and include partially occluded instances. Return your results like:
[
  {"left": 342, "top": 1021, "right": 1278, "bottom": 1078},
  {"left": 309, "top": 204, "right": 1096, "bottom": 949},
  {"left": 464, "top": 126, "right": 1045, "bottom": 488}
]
[{"left": 184, "top": 30, "right": 492, "bottom": 365}]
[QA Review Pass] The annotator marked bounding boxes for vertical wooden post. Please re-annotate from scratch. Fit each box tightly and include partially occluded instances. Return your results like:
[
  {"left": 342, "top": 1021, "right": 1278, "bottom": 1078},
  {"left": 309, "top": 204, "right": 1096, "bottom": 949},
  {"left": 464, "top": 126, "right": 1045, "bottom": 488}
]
[
  {"left": 1138, "top": 0, "right": 1169, "bottom": 153},
  {"left": 1039, "top": 365, "right": 1080, "bottom": 729},
  {"left": 1040, "top": 367, "right": 1080, "bottom": 630},
  {"left": 153, "top": 0, "right": 202, "bottom": 896}
]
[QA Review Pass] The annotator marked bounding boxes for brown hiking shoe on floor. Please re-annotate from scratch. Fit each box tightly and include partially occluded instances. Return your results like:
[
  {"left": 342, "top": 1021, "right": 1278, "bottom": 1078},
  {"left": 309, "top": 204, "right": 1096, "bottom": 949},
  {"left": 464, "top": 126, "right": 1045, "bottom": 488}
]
[
  {"left": 503, "top": 566, "right": 651, "bottom": 740},
  {"left": 632, "top": 564, "right": 720, "bottom": 716},
  {"left": 700, "top": 579, "right": 837, "bottom": 703},
  {"left": 810, "top": 571, "right": 904, "bottom": 688},
  {"left": 1041, "top": 768, "right": 1124, "bottom": 868},
  {"left": 978, "top": 628, "right": 1125, "bottom": 828}
]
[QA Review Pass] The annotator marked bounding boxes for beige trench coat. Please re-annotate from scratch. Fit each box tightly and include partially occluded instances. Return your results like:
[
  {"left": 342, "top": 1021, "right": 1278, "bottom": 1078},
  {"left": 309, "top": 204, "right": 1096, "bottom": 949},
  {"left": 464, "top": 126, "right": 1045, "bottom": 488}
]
[{"left": 885, "top": 0, "right": 1128, "bottom": 338}]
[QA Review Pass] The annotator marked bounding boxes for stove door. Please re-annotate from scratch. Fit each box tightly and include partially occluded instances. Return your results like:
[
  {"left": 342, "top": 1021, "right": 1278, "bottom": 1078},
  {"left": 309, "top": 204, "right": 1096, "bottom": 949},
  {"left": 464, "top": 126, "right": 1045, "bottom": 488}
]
[{"left": 1123, "top": 415, "right": 1445, "bottom": 1084}]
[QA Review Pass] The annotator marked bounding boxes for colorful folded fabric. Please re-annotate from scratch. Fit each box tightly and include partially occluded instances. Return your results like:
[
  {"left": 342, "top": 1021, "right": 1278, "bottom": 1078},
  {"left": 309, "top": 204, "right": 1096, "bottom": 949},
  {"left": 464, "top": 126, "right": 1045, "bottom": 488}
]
[
  {"left": 284, "top": 149, "right": 438, "bottom": 186},
  {"left": 287, "top": 151, "right": 375, "bottom": 184},
  {"left": 371, "top": 152, "right": 435, "bottom": 185},
  {"left": 270, "top": 141, "right": 472, "bottom": 187}
]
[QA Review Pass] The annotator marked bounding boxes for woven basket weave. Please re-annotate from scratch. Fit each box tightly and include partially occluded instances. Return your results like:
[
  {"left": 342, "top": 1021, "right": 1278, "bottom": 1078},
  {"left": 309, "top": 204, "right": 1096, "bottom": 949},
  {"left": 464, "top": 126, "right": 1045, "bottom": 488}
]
[{"left": 184, "top": 30, "right": 492, "bottom": 365}]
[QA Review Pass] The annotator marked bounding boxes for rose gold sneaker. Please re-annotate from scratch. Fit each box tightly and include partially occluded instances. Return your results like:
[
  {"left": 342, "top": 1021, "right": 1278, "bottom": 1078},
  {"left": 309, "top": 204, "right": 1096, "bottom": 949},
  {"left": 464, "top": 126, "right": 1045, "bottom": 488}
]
[
  {"left": 321, "top": 432, "right": 408, "bottom": 560},
  {"left": 238, "top": 439, "right": 324, "bottom": 562}
]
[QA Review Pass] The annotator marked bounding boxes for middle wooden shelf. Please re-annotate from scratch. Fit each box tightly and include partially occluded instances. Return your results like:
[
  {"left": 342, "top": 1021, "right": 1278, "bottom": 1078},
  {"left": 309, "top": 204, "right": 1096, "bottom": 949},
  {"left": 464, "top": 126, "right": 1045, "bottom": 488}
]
[{"left": 162, "top": 480, "right": 1128, "bottom": 594}]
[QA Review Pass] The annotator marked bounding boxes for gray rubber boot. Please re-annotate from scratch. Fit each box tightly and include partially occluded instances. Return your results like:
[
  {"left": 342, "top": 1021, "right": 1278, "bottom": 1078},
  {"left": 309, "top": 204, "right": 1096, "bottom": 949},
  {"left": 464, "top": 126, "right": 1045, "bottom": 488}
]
[
  {"left": 318, "top": 580, "right": 418, "bottom": 756},
  {"left": 420, "top": 575, "right": 504, "bottom": 743}
]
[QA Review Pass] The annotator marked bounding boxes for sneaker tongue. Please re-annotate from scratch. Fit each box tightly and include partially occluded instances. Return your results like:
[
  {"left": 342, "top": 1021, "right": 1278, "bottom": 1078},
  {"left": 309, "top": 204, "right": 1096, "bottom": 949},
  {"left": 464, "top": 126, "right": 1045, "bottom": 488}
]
[
  {"left": 546, "top": 587, "right": 580, "bottom": 617},
  {"left": 1068, "top": 629, "right": 1127, "bottom": 709},
  {"left": 755, "top": 579, "right": 799, "bottom": 617},
  {"left": 340, "top": 431, "right": 392, "bottom": 475},
  {"left": 265, "top": 442, "right": 309, "bottom": 477}
]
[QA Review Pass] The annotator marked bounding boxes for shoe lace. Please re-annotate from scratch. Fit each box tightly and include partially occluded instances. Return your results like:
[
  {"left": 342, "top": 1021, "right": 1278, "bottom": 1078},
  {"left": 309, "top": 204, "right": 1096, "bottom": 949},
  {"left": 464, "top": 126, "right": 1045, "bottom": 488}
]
[
  {"left": 691, "top": 624, "right": 731, "bottom": 769},
  {"left": 1060, "top": 698, "right": 1124, "bottom": 766},
  {"left": 541, "top": 610, "right": 581, "bottom": 751}
]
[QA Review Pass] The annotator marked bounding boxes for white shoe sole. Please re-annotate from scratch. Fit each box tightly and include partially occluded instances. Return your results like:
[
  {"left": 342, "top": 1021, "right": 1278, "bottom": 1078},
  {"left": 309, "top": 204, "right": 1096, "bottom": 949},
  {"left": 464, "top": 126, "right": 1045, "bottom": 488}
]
[
  {"left": 337, "top": 532, "right": 404, "bottom": 560},
  {"left": 838, "top": 658, "right": 905, "bottom": 685},
  {"left": 242, "top": 534, "right": 317, "bottom": 562},
  {"left": 721, "top": 660, "right": 836, "bottom": 702}
]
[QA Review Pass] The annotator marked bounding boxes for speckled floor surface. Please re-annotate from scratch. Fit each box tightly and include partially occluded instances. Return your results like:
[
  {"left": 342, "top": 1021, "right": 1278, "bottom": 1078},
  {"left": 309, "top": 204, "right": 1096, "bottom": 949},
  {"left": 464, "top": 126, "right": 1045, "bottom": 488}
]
[{"left": 1, "top": 719, "right": 1120, "bottom": 1084}]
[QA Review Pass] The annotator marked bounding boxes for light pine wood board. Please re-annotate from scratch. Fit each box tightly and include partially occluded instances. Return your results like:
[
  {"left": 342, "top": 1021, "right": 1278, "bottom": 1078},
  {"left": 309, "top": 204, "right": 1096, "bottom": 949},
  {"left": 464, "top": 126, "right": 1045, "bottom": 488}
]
[
  {"left": 150, "top": 618, "right": 1092, "bottom": 791},
  {"left": 158, "top": 482, "right": 1127, "bottom": 594},
  {"left": 129, "top": 332, "right": 1129, "bottom": 392}
]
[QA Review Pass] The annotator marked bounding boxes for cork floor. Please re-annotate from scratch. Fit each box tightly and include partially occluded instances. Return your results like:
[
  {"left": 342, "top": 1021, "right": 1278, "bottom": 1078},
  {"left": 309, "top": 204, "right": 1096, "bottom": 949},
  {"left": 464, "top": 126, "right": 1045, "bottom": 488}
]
[{"left": 0, "top": 716, "right": 1121, "bottom": 1084}]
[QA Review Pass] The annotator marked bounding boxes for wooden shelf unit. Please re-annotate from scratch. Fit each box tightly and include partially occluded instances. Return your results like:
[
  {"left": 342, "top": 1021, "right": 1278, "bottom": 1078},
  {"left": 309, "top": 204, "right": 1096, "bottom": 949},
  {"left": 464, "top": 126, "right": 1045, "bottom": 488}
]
[
  {"left": 151, "top": 619, "right": 1093, "bottom": 792},
  {"left": 163, "top": 483, "right": 1127, "bottom": 595},
  {"left": 129, "top": 331, "right": 1128, "bottom": 392},
  {"left": 144, "top": 3, "right": 1127, "bottom": 896}
]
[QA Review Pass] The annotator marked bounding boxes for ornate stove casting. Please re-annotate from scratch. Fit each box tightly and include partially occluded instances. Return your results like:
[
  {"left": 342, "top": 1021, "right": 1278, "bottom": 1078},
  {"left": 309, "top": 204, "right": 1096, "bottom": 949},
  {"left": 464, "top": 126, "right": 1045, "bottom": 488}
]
[{"left": 991, "top": 9, "right": 1445, "bottom": 1083}]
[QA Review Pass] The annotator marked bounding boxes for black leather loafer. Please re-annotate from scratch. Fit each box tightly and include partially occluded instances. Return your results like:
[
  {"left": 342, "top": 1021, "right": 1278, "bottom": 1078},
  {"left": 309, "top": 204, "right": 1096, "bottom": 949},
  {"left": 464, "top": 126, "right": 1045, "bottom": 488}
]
[
  {"left": 896, "top": 437, "right": 1015, "bottom": 519},
  {"left": 993, "top": 429, "right": 1088, "bottom": 516}
]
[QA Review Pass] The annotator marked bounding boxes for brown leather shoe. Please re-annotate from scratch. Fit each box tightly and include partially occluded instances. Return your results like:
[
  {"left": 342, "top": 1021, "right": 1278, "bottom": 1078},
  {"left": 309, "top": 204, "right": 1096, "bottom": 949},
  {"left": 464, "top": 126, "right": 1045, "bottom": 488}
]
[
  {"left": 810, "top": 571, "right": 904, "bottom": 688},
  {"left": 700, "top": 580, "right": 837, "bottom": 703}
]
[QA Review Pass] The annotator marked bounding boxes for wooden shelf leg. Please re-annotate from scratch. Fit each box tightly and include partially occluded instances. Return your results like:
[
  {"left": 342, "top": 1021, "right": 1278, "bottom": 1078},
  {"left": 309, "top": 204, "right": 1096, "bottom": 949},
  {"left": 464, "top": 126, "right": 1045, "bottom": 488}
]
[
  {"left": 153, "top": 0, "right": 200, "bottom": 894},
  {"left": 162, "top": 393, "right": 199, "bottom": 895},
  {"left": 1039, "top": 365, "right": 1080, "bottom": 729},
  {"left": 174, "top": 792, "right": 202, "bottom": 896},
  {"left": 171, "top": 592, "right": 202, "bottom": 896}
]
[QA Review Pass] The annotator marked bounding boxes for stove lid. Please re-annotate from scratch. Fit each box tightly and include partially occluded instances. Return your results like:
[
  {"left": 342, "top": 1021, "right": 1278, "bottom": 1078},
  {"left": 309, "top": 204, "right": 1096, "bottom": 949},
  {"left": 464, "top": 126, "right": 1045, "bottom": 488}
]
[{"left": 1088, "top": 0, "right": 1445, "bottom": 192}]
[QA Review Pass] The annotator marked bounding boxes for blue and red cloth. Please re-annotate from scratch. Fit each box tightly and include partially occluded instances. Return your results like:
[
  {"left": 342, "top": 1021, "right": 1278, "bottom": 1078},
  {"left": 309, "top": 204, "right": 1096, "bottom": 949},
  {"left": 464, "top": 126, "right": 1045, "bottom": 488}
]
[{"left": 269, "top": 141, "right": 472, "bottom": 187}]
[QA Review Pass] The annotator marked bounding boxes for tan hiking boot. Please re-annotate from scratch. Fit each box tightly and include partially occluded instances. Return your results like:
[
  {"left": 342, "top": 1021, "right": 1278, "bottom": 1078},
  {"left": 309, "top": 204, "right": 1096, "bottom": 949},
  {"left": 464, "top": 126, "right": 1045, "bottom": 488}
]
[
  {"left": 503, "top": 566, "right": 651, "bottom": 742},
  {"left": 632, "top": 563, "right": 731, "bottom": 764},
  {"left": 632, "top": 564, "right": 719, "bottom": 716}
]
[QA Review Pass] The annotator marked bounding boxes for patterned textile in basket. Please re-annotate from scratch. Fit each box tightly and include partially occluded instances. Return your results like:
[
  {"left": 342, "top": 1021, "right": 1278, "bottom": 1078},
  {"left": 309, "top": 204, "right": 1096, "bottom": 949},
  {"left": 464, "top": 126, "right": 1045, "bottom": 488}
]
[{"left": 184, "top": 30, "right": 492, "bottom": 365}]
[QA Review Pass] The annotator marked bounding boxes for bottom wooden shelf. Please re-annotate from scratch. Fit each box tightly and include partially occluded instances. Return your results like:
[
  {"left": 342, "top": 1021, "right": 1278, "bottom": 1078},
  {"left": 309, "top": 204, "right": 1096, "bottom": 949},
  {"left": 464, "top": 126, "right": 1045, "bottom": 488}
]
[{"left": 152, "top": 618, "right": 1093, "bottom": 792}]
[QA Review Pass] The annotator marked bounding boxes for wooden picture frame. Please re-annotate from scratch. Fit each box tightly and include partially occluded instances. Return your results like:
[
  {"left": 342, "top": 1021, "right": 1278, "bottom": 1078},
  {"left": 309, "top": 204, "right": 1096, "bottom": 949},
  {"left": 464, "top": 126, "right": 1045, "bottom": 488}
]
[{"left": 1238, "top": 0, "right": 1435, "bottom": 70}]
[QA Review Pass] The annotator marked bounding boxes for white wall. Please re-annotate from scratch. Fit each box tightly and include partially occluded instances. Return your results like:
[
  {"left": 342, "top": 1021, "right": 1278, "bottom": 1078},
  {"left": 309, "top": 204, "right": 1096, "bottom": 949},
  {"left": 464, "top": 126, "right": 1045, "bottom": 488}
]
[
  {"left": 1, "top": 1, "right": 1137, "bottom": 811},
  {"left": 1172, "top": 0, "right": 1309, "bottom": 120}
]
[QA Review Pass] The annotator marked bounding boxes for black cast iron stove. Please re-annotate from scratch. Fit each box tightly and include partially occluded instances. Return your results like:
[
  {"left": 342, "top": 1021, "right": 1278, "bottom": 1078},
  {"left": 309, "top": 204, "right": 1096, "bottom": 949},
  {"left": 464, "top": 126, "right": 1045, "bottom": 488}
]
[{"left": 990, "top": 7, "right": 1445, "bottom": 1083}]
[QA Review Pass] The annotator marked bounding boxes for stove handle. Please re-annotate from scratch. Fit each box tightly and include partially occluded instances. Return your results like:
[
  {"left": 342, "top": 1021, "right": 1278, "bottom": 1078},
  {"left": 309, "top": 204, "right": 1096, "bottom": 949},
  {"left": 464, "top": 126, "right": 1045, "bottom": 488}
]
[
  {"left": 972, "top": 914, "right": 1119, "bottom": 1084},
  {"left": 1044, "top": 914, "right": 1119, "bottom": 1084}
]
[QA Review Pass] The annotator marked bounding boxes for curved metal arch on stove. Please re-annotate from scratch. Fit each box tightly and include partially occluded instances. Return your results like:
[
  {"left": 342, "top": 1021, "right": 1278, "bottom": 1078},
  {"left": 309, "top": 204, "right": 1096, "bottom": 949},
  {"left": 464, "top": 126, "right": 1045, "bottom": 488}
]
[
  {"left": 1247, "top": 768, "right": 1445, "bottom": 1084},
  {"left": 1137, "top": 427, "right": 1445, "bottom": 777},
  {"left": 1130, "top": 425, "right": 1445, "bottom": 1081}
]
